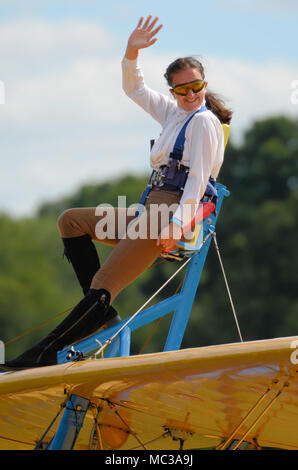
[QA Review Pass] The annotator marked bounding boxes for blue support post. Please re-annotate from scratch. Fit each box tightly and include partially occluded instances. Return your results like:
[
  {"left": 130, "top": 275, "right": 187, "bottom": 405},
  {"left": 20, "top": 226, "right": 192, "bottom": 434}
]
[
  {"left": 164, "top": 184, "right": 229, "bottom": 351},
  {"left": 163, "top": 231, "right": 213, "bottom": 351},
  {"left": 119, "top": 327, "right": 131, "bottom": 357},
  {"left": 49, "top": 395, "right": 89, "bottom": 450}
]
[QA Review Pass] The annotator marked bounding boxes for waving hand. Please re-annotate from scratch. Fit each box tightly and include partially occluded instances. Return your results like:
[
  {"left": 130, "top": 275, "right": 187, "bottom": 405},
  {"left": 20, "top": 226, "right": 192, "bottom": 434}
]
[{"left": 125, "top": 16, "right": 163, "bottom": 59}]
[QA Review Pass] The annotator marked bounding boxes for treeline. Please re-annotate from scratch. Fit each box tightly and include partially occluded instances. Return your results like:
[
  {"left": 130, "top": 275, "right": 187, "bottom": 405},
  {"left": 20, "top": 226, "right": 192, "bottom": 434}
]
[{"left": 1, "top": 115, "right": 297, "bottom": 358}]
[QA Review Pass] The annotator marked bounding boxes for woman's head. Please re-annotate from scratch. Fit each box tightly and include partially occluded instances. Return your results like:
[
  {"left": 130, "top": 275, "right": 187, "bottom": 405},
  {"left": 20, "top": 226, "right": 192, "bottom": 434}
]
[
  {"left": 164, "top": 56, "right": 232, "bottom": 123},
  {"left": 164, "top": 57, "right": 207, "bottom": 112},
  {"left": 164, "top": 57, "right": 205, "bottom": 85}
]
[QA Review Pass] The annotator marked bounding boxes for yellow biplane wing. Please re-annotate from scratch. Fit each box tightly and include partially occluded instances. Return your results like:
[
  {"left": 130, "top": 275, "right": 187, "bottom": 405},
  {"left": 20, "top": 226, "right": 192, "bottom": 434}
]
[{"left": 0, "top": 336, "right": 297, "bottom": 450}]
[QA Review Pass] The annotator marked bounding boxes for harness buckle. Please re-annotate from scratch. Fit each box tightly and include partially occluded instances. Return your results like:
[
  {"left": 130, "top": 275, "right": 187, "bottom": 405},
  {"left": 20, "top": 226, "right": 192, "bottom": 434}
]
[
  {"left": 167, "top": 158, "right": 179, "bottom": 179},
  {"left": 151, "top": 167, "right": 165, "bottom": 187}
]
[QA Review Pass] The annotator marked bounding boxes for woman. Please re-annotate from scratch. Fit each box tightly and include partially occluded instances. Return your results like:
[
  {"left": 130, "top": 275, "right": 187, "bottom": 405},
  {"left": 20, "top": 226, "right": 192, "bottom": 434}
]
[{"left": 5, "top": 16, "right": 232, "bottom": 369}]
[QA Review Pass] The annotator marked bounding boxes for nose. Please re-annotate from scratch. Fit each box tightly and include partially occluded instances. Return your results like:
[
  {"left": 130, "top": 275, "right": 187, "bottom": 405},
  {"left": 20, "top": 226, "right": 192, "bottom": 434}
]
[{"left": 186, "top": 88, "right": 195, "bottom": 97}]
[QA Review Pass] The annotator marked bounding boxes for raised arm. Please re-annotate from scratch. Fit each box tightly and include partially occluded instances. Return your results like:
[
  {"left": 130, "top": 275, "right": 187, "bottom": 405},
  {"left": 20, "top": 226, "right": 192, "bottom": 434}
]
[{"left": 122, "top": 16, "right": 175, "bottom": 126}]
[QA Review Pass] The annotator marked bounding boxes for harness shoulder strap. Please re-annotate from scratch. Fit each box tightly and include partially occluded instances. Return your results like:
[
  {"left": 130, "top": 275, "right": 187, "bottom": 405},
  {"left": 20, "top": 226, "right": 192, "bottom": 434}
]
[{"left": 170, "top": 104, "right": 208, "bottom": 160}]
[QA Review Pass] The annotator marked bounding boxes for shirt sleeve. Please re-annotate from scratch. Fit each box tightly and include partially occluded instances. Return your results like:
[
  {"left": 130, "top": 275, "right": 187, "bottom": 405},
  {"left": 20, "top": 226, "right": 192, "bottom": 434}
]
[
  {"left": 171, "top": 113, "right": 224, "bottom": 227},
  {"left": 122, "top": 57, "right": 175, "bottom": 127}
]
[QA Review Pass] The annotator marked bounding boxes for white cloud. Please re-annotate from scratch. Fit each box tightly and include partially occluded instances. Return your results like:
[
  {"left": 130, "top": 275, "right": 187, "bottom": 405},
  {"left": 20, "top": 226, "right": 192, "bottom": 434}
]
[
  {"left": 0, "top": 19, "right": 297, "bottom": 217},
  {"left": 0, "top": 19, "right": 112, "bottom": 56},
  {"left": 4, "top": 58, "right": 126, "bottom": 123}
]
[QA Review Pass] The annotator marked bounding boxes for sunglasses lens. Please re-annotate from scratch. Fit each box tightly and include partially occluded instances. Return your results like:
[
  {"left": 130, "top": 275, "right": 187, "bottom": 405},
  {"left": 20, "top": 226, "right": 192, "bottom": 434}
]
[
  {"left": 191, "top": 81, "right": 205, "bottom": 93},
  {"left": 173, "top": 86, "right": 187, "bottom": 96},
  {"left": 173, "top": 80, "right": 204, "bottom": 95}
]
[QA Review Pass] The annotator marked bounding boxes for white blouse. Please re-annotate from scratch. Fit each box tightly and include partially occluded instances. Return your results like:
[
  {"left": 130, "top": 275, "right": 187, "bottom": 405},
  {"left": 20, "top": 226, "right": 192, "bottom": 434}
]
[{"left": 122, "top": 57, "right": 224, "bottom": 226}]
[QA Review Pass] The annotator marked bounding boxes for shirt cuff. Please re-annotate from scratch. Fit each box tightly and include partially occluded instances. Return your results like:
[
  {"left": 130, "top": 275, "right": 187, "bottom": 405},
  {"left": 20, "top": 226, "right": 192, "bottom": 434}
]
[
  {"left": 122, "top": 56, "right": 138, "bottom": 66},
  {"left": 172, "top": 202, "right": 201, "bottom": 230},
  {"left": 170, "top": 217, "right": 183, "bottom": 228}
]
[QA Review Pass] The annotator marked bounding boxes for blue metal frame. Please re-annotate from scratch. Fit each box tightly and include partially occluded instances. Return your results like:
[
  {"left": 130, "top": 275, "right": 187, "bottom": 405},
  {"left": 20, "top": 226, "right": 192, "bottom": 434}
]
[
  {"left": 48, "top": 395, "right": 89, "bottom": 450},
  {"left": 48, "top": 183, "right": 229, "bottom": 450}
]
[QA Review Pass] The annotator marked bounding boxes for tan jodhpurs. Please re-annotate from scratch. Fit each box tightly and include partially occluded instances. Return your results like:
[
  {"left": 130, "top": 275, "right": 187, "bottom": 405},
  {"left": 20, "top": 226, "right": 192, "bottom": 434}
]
[{"left": 57, "top": 188, "right": 182, "bottom": 302}]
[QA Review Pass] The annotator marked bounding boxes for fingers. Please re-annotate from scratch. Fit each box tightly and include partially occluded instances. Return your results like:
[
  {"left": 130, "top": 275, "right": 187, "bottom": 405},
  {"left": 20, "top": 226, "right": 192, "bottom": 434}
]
[
  {"left": 158, "top": 240, "right": 176, "bottom": 254},
  {"left": 147, "top": 37, "right": 158, "bottom": 48},
  {"left": 149, "top": 23, "right": 163, "bottom": 40},
  {"left": 137, "top": 17, "right": 144, "bottom": 28},
  {"left": 132, "top": 15, "right": 163, "bottom": 50},
  {"left": 147, "top": 16, "right": 159, "bottom": 32},
  {"left": 143, "top": 15, "right": 153, "bottom": 30},
  {"left": 156, "top": 236, "right": 176, "bottom": 252},
  {"left": 138, "top": 15, "right": 162, "bottom": 34}
]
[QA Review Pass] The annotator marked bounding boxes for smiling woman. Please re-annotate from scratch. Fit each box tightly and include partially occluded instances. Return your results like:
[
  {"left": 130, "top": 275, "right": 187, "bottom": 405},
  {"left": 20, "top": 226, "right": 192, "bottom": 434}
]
[
  {"left": 4, "top": 15, "right": 233, "bottom": 371},
  {"left": 122, "top": 16, "right": 232, "bottom": 247},
  {"left": 170, "top": 68, "right": 206, "bottom": 112}
]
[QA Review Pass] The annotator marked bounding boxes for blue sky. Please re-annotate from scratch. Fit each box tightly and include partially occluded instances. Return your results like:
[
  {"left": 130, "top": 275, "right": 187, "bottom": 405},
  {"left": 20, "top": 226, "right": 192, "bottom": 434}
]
[
  {"left": 0, "top": 0, "right": 297, "bottom": 216},
  {"left": 1, "top": 0, "right": 297, "bottom": 64}
]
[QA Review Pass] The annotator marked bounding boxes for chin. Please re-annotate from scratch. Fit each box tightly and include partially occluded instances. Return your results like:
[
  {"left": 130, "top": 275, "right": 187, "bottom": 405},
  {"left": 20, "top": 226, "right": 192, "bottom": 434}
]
[
  {"left": 181, "top": 99, "right": 202, "bottom": 112},
  {"left": 183, "top": 103, "right": 200, "bottom": 112}
]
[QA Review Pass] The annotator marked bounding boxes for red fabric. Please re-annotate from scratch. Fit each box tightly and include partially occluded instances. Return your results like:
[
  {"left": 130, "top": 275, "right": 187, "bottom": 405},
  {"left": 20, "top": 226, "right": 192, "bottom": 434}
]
[
  {"left": 162, "top": 202, "right": 216, "bottom": 254},
  {"left": 182, "top": 202, "right": 216, "bottom": 235}
]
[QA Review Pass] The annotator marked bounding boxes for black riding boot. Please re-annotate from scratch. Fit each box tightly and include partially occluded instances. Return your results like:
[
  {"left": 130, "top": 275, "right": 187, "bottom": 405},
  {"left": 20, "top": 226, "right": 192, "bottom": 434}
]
[
  {"left": 62, "top": 234, "right": 100, "bottom": 296},
  {"left": 4, "top": 289, "right": 112, "bottom": 370},
  {"left": 62, "top": 234, "right": 120, "bottom": 325}
]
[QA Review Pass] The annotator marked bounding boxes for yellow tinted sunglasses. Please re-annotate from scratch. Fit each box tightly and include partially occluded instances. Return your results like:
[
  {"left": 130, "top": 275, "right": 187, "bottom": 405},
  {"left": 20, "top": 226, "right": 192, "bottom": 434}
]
[{"left": 172, "top": 79, "right": 205, "bottom": 96}]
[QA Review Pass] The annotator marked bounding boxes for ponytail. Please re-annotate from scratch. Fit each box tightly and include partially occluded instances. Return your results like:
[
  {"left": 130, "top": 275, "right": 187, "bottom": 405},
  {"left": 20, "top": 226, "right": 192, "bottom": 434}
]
[{"left": 205, "top": 91, "right": 232, "bottom": 124}]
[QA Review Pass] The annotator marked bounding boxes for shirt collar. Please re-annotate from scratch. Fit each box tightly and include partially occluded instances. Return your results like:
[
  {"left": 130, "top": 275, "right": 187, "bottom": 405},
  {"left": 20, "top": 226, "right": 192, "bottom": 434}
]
[{"left": 176, "top": 98, "right": 206, "bottom": 116}]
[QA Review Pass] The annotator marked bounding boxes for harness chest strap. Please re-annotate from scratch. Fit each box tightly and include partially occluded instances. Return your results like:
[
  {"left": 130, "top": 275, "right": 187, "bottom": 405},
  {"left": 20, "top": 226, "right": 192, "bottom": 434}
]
[{"left": 169, "top": 105, "right": 208, "bottom": 160}]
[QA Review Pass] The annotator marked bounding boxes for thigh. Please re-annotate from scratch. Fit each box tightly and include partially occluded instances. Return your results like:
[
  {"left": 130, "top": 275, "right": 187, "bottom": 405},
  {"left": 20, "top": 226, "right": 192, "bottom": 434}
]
[
  {"left": 57, "top": 206, "right": 137, "bottom": 246},
  {"left": 91, "top": 188, "right": 182, "bottom": 301}
]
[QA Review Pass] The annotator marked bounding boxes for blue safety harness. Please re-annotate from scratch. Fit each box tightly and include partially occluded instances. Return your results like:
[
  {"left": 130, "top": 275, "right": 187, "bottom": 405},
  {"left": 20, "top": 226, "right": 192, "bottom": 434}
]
[{"left": 137, "top": 105, "right": 217, "bottom": 214}]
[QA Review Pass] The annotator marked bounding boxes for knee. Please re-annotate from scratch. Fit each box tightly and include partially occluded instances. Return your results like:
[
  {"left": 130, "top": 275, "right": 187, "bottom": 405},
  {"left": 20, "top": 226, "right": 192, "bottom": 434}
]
[{"left": 57, "top": 208, "right": 77, "bottom": 235}]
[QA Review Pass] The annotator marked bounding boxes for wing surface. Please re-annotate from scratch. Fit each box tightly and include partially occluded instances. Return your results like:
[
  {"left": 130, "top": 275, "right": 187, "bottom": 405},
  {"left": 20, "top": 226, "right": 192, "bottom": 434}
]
[{"left": 0, "top": 336, "right": 297, "bottom": 450}]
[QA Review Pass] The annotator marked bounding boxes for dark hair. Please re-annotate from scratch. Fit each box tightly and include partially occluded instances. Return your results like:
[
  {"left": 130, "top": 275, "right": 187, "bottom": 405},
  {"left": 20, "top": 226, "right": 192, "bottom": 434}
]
[
  {"left": 164, "top": 57, "right": 232, "bottom": 125},
  {"left": 164, "top": 56, "right": 206, "bottom": 82}
]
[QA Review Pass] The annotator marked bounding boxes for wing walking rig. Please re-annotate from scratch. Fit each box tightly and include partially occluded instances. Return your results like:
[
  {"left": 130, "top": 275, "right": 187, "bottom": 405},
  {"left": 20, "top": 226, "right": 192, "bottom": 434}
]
[{"left": 0, "top": 125, "right": 297, "bottom": 451}]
